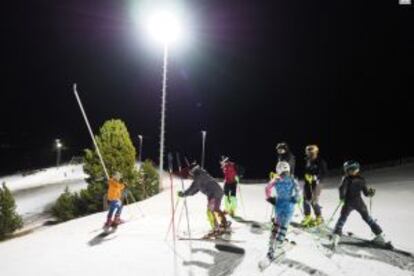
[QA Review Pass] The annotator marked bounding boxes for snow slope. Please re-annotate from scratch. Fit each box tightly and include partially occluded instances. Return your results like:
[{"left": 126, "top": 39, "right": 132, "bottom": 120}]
[
  {"left": 0, "top": 164, "right": 87, "bottom": 193},
  {"left": 0, "top": 165, "right": 88, "bottom": 222},
  {"left": 0, "top": 164, "right": 413, "bottom": 276}
]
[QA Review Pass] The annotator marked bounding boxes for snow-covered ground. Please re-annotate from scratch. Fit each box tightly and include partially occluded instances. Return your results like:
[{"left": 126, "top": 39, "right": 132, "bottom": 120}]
[
  {"left": 0, "top": 164, "right": 87, "bottom": 193},
  {"left": 0, "top": 164, "right": 413, "bottom": 276},
  {"left": 0, "top": 165, "right": 88, "bottom": 222}
]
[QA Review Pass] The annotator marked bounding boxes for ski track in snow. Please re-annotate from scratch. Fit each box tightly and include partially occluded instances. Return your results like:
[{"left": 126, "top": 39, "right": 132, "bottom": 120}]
[{"left": 0, "top": 164, "right": 414, "bottom": 276}]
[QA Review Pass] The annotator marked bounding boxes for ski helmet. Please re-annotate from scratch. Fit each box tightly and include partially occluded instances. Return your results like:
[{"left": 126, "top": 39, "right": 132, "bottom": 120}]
[
  {"left": 305, "top": 145, "right": 319, "bottom": 156},
  {"left": 276, "top": 161, "right": 290, "bottom": 175},
  {"left": 276, "top": 142, "right": 289, "bottom": 154},
  {"left": 343, "top": 160, "right": 360, "bottom": 174},
  {"left": 188, "top": 161, "right": 200, "bottom": 176},
  {"left": 220, "top": 155, "right": 229, "bottom": 163},
  {"left": 113, "top": 171, "right": 122, "bottom": 181}
]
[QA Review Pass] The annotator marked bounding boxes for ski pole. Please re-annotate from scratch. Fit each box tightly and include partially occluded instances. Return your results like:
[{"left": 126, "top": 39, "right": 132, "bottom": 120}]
[
  {"left": 184, "top": 156, "right": 190, "bottom": 167},
  {"left": 176, "top": 153, "right": 192, "bottom": 240},
  {"left": 265, "top": 203, "right": 271, "bottom": 222},
  {"left": 175, "top": 200, "right": 186, "bottom": 233},
  {"left": 296, "top": 196, "right": 304, "bottom": 217},
  {"left": 325, "top": 201, "right": 343, "bottom": 227},
  {"left": 164, "top": 197, "right": 181, "bottom": 240},
  {"left": 176, "top": 153, "right": 195, "bottom": 276},
  {"left": 73, "top": 84, "right": 109, "bottom": 180},
  {"left": 127, "top": 190, "right": 146, "bottom": 218},
  {"left": 168, "top": 153, "right": 176, "bottom": 244},
  {"left": 237, "top": 181, "right": 247, "bottom": 217},
  {"left": 369, "top": 196, "right": 373, "bottom": 217}
]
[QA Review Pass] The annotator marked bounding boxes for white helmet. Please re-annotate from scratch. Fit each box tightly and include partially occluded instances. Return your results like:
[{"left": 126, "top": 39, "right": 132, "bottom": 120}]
[
  {"left": 113, "top": 171, "right": 122, "bottom": 181},
  {"left": 276, "top": 161, "right": 290, "bottom": 175}
]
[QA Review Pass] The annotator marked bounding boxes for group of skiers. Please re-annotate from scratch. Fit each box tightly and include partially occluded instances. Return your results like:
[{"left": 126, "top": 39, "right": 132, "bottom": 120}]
[
  {"left": 102, "top": 141, "right": 386, "bottom": 260},
  {"left": 267, "top": 142, "right": 385, "bottom": 260}
]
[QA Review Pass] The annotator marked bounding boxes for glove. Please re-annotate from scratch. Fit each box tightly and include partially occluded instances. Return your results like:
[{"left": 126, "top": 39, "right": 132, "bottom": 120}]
[
  {"left": 270, "top": 173, "right": 280, "bottom": 182},
  {"left": 291, "top": 196, "right": 299, "bottom": 204},
  {"left": 367, "top": 187, "right": 376, "bottom": 197},
  {"left": 266, "top": 197, "right": 276, "bottom": 206},
  {"left": 177, "top": 191, "right": 185, "bottom": 198},
  {"left": 304, "top": 174, "right": 313, "bottom": 184}
]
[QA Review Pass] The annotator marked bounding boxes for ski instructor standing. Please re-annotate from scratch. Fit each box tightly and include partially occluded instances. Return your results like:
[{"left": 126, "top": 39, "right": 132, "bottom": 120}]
[{"left": 178, "top": 161, "right": 229, "bottom": 238}]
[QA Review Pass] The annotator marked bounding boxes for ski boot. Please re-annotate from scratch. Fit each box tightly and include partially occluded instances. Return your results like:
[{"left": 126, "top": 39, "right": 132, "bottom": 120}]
[
  {"left": 103, "top": 218, "right": 112, "bottom": 232},
  {"left": 301, "top": 215, "right": 313, "bottom": 228},
  {"left": 203, "top": 228, "right": 220, "bottom": 239},
  {"left": 258, "top": 239, "right": 276, "bottom": 270},
  {"left": 112, "top": 215, "right": 122, "bottom": 228},
  {"left": 268, "top": 240, "right": 288, "bottom": 261},
  {"left": 312, "top": 216, "right": 324, "bottom": 227},
  {"left": 220, "top": 221, "right": 233, "bottom": 239},
  {"left": 331, "top": 234, "right": 340, "bottom": 249},
  {"left": 372, "top": 233, "right": 385, "bottom": 245}
]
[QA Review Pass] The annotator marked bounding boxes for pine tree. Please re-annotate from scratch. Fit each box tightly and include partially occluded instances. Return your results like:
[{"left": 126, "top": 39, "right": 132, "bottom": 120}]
[
  {"left": 51, "top": 187, "right": 79, "bottom": 222},
  {"left": 137, "top": 160, "right": 160, "bottom": 200},
  {"left": 0, "top": 182, "right": 23, "bottom": 240},
  {"left": 52, "top": 119, "right": 159, "bottom": 221},
  {"left": 82, "top": 119, "right": 139, "bottom": 213}
]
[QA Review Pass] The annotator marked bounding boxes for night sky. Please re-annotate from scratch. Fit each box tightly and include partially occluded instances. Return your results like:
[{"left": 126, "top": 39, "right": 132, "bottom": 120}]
[{"left": 1, "top": 1, "right": 412, "bottom": 178}]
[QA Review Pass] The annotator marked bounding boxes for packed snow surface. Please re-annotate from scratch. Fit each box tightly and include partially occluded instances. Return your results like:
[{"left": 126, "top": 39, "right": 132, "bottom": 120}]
[
  {"left": 0, "top": 165, "right": 88, "bottom": 221},
  {"left": 1, "top": 164, "right": 413, "bottom": 276}
]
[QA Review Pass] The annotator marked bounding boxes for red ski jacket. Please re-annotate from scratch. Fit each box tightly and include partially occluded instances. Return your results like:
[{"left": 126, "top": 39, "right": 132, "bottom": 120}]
[{"left": 222, "top": 162, "right": 237, "bottom": 183}]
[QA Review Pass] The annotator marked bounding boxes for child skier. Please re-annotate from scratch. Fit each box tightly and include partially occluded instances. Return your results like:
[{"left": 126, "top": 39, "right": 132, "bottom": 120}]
[
  {"left": 301, "top": 144, "right": 328, "bottom": 227},
  {"left": 104, "top": 171, "right": 125, "bottom": 231},
  {"left": 276, "top": 142, "right": 296, "bottom": 177},
  {"left": 264, "top": 161, "right": 300, "bottom": 261},
  {"left": 178, "top": 162, "right": 229, "bottom": 238},
  {"left": 220, "top": 156, "right": 238, "bottom": 217},
  {"left": 332, "top": 160, "right": 385, "bottom": 247}
]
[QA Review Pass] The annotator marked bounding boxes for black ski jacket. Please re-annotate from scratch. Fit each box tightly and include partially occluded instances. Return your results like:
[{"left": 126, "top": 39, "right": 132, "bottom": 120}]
[
  {"left": 339, "top": 175, "right": 370, "bottom": 204},
  {"left": 183, "top": 168, "right": 223, "bottom": 199},
  {"left": 304, "top": 157, "right": 328, "bottom": 181}
]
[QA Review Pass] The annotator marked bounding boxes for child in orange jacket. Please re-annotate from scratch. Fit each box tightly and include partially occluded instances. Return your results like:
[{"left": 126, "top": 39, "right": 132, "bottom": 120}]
[{"left": 104, "top": 171, "right": 125, "bottom": 230}]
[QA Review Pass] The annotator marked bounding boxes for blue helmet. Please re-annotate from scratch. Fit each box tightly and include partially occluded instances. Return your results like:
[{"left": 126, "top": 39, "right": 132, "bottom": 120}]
[{"left": 343, "top": 160, "right": 360, "bottom": 174}]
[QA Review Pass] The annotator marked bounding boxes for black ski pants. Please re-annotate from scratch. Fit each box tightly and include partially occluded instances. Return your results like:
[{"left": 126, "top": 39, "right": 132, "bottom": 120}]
[{"left": 333, "top": 200, "right": 382, "bottom": 236}]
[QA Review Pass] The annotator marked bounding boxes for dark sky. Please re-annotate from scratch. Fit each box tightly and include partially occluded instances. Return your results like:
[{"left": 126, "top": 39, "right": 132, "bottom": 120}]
[{"left": 1, "top": 0, "right": 412, "bottom": 178}]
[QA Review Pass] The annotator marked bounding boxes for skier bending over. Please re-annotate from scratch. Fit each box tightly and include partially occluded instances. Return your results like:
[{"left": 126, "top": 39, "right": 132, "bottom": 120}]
[
  {"left": 104, "top": 171, "right": 125, "bottom": 231},
  {"left": 220, "top": 155, "right": 239, "bottom": 217},
  {"left": 302, "top": 144, "right": 328, "bottom": 227},
  {"left": 332, "top": 160, "right": 385, "bottom": 247},
  {"left": 265, "top": 161, "right": 300, "bottom": 260},
  {"left": 178, "top": 162, "right": 229, "bottom": 238}
]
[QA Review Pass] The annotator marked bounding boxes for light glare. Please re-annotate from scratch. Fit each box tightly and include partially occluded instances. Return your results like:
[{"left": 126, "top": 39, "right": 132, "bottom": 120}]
[{"left": 147, "top": 10, "right": 182, "bottom": 44}]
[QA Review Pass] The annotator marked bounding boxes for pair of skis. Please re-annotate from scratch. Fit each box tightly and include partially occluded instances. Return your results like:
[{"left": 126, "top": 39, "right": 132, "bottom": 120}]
[
  {"left": 258, "top": 240, "right": 297, "bottom": 271},
  {"left": 291, "top": 221, "right": 411, "bottom": 258}
]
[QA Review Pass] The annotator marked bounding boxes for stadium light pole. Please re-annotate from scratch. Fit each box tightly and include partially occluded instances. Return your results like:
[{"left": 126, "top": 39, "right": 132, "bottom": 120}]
[
  {"left": 146, "top": 10, "right": 183, "bottom": 190},
  {"left": 201, "top": 130, "right": 207, "bottom": 169},
  {"left": 55, "top": 139, "right": 63, "bottom": 167},
  {"left": 138, "top": 134, "right": 143, "bottom": 165}
]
